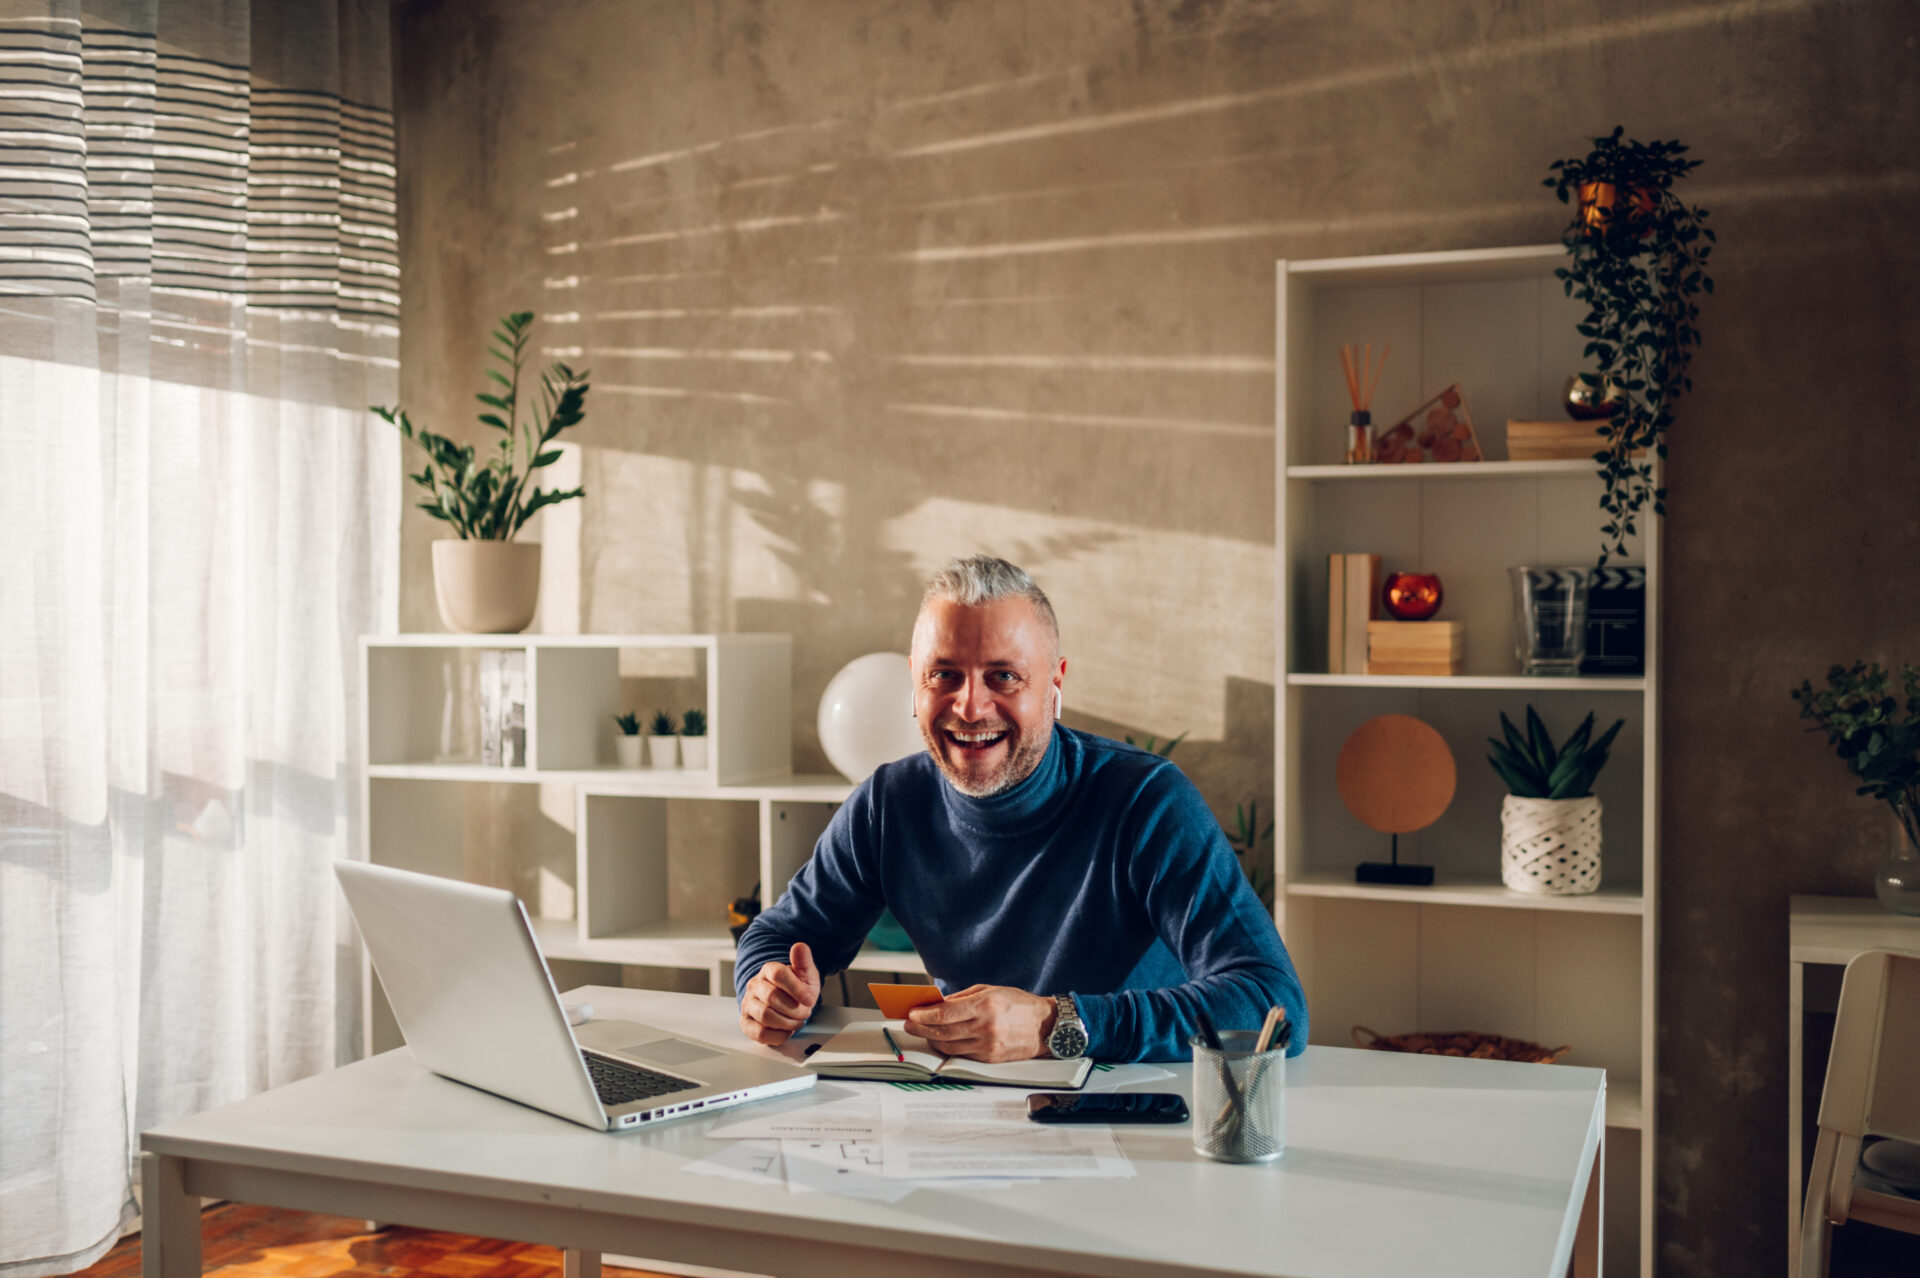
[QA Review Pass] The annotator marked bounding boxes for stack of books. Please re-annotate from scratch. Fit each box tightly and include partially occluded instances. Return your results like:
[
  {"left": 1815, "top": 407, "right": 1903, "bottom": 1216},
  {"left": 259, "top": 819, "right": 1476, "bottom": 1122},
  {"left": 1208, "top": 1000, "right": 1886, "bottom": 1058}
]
[
  {"left": 1326, "top": 553, "right": 1380, "bottom": 675},
  {"left": 1366, "top": 621, "right": 1465, "bottom": 677}
]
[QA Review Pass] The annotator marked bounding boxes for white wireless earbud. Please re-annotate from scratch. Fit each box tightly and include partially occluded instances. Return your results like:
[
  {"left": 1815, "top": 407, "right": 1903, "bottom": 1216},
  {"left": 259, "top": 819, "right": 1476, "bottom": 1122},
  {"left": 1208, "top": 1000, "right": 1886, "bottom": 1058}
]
[{"left": 1053, "top": 687, "right": 1063, "bottom": 720}]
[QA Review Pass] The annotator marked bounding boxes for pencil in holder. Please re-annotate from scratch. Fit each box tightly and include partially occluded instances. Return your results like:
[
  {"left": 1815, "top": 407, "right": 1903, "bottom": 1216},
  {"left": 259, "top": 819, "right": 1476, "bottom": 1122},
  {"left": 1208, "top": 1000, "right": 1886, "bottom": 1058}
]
[{"left": 1191, "top": 1030, "right": 1285, "bottom": 1163}]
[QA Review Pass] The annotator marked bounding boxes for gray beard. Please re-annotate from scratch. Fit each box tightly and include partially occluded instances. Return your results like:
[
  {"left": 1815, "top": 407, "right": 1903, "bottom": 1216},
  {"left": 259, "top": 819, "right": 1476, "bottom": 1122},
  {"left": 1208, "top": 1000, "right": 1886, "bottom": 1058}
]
[{"left": 921, "top": 719, "right": 1051, "bottom": 798}]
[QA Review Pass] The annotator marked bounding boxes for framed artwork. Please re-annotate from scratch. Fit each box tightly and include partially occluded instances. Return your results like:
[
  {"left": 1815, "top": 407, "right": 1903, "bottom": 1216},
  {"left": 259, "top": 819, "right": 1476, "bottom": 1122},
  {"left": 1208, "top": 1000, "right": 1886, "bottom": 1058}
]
[{"left": 1374, "top": 383, "right": 1483, "bottom": 464}]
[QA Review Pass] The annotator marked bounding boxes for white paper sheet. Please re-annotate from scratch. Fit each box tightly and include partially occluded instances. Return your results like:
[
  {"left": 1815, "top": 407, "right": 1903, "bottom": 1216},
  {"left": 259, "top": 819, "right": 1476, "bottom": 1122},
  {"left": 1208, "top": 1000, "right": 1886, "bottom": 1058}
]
[
  {"left": 681, "top": 1139, "right": 785, "bottom": 1186},
  {"left": 1081, "top": 1063, "right": 1176, "bottom": 1092},
  {"left": 705, "top": 1082, "right": 884, "bottom": 1140},
  {"left": 779, "top": 1137, "right": 919, "bottom": 1201},
  {"left": 879, "top": 1092, "right": 1134, "bottom": 1180}
]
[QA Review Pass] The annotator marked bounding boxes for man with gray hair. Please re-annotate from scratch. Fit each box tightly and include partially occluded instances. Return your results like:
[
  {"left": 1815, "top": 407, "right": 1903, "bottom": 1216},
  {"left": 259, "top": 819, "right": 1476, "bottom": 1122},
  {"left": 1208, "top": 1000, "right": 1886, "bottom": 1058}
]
[{"left": 735, "top": 554, "right": 1306, "bottom": 1063}]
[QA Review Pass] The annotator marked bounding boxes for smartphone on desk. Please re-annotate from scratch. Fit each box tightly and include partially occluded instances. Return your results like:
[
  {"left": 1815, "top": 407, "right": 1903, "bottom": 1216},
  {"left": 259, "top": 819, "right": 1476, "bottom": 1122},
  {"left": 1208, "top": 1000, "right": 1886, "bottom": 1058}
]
[{"left": 1027, "top": 1092, "right": 1190, "bottom": 1124}]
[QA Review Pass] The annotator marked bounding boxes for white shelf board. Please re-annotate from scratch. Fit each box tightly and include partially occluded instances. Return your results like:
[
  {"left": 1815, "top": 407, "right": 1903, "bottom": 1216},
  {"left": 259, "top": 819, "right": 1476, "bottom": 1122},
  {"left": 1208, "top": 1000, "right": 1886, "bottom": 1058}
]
[
  {"left": 368, "top": 765, "right": 854, "bottom": 801},
  {"left": 1285, "top": 460, "right": 1597, "bottom": 481},
  {"left": 1285, "top": 870, "right": 1645, "bottom": 916},
  {"left": 1288, "top": 673, "right": 1647, "bottom": 693},
  {"left": 362, "top": 632, "right": 791, "bottom": 649},
  {"left": 531, "top": 916, "right": 928, "bottom": 976},
  {"left": 1607, "top": 1079, "right": 1644, "bottom": 1131},
  {"left": 1287, "top": 243, "right": 1563, "bottom": 286}
]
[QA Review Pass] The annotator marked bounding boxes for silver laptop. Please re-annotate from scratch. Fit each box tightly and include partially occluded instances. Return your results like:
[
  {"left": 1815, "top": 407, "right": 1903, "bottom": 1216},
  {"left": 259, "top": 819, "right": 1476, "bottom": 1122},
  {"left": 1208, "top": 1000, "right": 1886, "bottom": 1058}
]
[{"left": 335, "top": 860, "right": 815, "bottom": 1131}]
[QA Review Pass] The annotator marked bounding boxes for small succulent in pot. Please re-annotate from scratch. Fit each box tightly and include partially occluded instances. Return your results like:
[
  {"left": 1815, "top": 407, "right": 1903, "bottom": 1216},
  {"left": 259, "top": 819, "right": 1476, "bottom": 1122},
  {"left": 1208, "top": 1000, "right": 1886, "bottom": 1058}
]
[
  {"left": 612, "top": 710, "right": 644, "bottom": 767},
  {"left": 1487, "top": 707, "right": 1625, "bottom": 800},
  {"left": 646, "top": 709, "right": 679, "bottom": 769},
  {"left": 681, "top": 708, "right": 707, "bottom": 737},
  {"left": 1489, "top": 706, "right": 1625, "bottom": 896}
]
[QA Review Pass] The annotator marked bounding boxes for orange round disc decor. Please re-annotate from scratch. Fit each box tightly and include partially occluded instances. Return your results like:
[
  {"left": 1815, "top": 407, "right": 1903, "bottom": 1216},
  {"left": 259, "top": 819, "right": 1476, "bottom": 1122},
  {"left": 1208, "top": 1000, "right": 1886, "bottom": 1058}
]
[{"left": 1335, "top": 714, "right": 1458, "bottom": 834}]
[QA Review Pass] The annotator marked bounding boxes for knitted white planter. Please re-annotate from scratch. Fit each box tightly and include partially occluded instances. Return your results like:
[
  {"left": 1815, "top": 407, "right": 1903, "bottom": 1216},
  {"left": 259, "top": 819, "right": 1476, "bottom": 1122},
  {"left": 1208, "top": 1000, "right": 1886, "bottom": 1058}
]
[{"left": 1500, "top": 794, "right": 1603, "bottom": 895}]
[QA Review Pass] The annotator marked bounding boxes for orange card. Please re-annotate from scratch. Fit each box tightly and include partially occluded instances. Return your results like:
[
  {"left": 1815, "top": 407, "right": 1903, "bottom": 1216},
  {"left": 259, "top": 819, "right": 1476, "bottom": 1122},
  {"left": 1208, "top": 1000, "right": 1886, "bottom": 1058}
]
[{"left": 869, "top": 983, "right": 944, "bottom": 1019}]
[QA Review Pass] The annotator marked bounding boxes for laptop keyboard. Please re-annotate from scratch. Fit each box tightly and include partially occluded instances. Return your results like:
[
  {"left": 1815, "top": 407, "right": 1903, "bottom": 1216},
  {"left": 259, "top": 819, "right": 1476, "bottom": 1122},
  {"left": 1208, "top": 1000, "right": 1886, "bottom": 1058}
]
[{"left": 583, "top": 1052, "right": 700, "bottom": 1107}]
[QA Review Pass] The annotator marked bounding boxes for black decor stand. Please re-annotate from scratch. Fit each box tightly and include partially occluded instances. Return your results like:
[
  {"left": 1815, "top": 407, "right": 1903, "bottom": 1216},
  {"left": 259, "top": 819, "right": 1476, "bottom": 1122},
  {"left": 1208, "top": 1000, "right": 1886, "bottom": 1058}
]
[{"left": 1355, "top": 833, "right": 1434, "bottom": 887}]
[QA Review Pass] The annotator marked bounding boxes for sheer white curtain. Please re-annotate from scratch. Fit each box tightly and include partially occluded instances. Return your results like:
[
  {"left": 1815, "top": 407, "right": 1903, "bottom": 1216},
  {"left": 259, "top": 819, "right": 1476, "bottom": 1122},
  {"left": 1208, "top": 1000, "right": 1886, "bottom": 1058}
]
[{"left": 0, "top": 2, "right": 398, "bottom": 1271}]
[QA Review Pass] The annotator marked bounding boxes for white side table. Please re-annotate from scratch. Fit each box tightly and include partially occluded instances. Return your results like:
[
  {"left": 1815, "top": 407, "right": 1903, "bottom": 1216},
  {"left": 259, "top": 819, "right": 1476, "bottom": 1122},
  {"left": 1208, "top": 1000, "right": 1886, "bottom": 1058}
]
[{"left": 1787, "top": 894, "right": 1920, "bottom": 1255}]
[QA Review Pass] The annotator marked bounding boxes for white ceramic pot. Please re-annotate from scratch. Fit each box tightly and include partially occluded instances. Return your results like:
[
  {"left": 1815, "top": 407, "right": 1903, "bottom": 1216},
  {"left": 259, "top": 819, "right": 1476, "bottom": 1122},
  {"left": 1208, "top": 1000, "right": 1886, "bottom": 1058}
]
[
  {"left": 614, "top": 736, "right": 643, "bottom": 768},
  {"left": 1500, "top": 794, "right": 1602, "bottom": 894},
  {"left": 432, "top": 540, "right": 541, "bottom": 634},
  {"left": 680, "top": 736, "right": 708, "bottom": 770},
  {"left": 648, "top": 735, "right": 678, "bottom": 769}
]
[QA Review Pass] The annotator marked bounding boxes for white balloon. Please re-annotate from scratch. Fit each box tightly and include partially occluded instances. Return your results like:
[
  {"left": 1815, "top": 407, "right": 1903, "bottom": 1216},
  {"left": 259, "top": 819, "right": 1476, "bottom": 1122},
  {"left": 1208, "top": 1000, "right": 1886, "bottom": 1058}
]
[{"left": 817, "top": 652, "right": 925, "bottom": 783}]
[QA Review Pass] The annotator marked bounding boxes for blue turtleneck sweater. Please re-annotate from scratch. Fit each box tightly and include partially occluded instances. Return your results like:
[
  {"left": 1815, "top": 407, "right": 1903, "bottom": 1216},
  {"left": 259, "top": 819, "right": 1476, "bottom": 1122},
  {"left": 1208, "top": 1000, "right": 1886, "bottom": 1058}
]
[{"left": 733, "top": 726, "right": 1307, "bottom": 1061}]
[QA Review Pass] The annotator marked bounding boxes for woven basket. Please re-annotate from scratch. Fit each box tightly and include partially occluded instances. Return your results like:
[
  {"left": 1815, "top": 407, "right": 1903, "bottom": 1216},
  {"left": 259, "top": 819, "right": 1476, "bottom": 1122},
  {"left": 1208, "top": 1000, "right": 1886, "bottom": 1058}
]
[
  {"left": 1352, "top": 1026, "right": 1571, "bottom": 1064},
  {"left": 1500, "top": 793, "right": 1602, "bottom": 895}
]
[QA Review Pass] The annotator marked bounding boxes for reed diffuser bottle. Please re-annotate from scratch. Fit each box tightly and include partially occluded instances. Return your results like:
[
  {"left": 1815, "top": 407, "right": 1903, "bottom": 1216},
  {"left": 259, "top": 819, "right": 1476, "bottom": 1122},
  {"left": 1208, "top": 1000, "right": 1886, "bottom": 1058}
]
[{"left": 1340, "top": 342, "right": 1388, "bottom": 464}]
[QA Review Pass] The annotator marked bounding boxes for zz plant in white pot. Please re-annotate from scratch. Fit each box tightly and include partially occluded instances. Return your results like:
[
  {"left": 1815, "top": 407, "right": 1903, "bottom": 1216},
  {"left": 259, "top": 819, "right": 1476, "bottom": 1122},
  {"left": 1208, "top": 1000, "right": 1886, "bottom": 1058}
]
[
  {"left": 1487, "top": 707, "right": 1625, "bottom": 895},
  {"left": 373, "top": 311, "right": 589, "bottom": 633}
]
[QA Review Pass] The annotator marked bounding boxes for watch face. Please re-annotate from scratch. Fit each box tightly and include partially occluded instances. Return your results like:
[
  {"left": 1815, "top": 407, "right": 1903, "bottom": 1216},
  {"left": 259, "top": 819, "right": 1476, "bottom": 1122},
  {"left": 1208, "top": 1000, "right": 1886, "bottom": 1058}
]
[{"left": 1050, "top": 1022, "right": 1089, "bottom": 1059}]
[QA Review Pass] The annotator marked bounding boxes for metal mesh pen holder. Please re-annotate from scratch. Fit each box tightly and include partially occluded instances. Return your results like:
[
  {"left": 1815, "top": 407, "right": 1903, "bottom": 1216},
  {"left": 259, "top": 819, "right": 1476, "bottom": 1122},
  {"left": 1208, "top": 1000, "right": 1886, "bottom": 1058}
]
[{"left": 1191, "top": 1031, "right": 1285, "bottom": 1163}]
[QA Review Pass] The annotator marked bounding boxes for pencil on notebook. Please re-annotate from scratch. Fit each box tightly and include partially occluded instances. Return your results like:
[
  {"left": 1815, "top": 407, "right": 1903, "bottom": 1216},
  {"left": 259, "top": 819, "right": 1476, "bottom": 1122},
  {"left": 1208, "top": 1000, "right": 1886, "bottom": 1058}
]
[{"left": 881, "top": 1026, "right": 905, "bottom": 1062}]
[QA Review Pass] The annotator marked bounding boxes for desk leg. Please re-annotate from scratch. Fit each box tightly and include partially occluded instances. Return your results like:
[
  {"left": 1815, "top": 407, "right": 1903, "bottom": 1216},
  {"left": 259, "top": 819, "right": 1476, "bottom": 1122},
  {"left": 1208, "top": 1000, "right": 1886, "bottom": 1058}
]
[
  {"left": 1790, "top": 959, "right": 1805, "bottom": 1264},
  {"left": 140, "top": 1153, "right": 201, "bottom": 1278},
  {"left": 1572, "top": 1135, "right": 1603, "bottom": 1278},
  {"left": 563, "top": 1250, "right": 600, "bottom": 1278}
]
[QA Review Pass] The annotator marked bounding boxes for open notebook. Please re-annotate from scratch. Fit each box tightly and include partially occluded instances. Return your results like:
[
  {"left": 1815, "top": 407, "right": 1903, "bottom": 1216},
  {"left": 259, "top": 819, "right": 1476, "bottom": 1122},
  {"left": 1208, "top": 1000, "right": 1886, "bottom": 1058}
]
[{"left": 804, "top": 1020, "right": 1092, "bottom": 1089}]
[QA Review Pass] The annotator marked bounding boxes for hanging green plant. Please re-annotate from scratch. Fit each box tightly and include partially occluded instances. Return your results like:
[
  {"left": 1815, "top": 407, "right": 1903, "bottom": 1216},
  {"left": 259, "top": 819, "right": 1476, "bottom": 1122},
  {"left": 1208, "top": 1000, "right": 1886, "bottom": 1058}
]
[{"left": 1544, "top": 128, "right": 1715, "bottom": 566}]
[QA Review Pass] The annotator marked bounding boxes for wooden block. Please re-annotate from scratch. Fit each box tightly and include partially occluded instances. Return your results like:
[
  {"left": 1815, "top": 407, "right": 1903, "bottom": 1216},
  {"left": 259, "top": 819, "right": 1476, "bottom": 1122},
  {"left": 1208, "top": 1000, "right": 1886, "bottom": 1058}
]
[
  {"left": 1366, "top": 659, "right": 1464, "bottom": 676},
  {"left": 1327, "top": 553, "right": 1346, "bottom": 674},
  {"left": 1368, "top": 621, "right": 1465, "bottom": 653},
  {"left": 1366, "top": 621, "right": 1465, "bottom": 675},
  {"left": 1506, "top": 419, "right": 1642, "bottom": 461}
]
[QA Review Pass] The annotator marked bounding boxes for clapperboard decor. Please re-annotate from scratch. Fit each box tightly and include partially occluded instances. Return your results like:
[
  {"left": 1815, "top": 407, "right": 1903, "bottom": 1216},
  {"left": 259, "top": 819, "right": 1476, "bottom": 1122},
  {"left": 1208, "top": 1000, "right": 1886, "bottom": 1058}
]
[{"left": 1581, "top": 567, "right": 1646, "bottom": 676}]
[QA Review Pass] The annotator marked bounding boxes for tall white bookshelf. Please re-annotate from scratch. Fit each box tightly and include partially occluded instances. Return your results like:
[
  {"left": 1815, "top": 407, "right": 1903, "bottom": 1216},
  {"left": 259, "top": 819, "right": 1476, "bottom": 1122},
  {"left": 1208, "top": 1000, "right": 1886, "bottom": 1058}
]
[
  {"left": 1274, "top": 246, "right": 1659, "bottom": 1277},
  {"left": 356, "top": 633, "right": 926, "bottom": 1056}
]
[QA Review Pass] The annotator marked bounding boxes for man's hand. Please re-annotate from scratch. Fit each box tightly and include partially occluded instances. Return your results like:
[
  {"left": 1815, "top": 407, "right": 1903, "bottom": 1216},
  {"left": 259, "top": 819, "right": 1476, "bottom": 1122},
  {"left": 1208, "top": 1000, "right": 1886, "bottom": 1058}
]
[
  {"left": 903, "top": 984, "right": 1056, "bottom": 1062},
  {"left": 739, "top": 942, "right": 821, "bottom": 1045}
]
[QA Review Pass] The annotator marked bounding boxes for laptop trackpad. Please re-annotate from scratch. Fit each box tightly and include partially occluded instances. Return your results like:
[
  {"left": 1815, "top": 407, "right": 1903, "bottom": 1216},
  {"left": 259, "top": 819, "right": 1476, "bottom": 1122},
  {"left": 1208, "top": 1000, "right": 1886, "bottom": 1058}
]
[{"left": 618, "top": 1038, "right": 724, "bottom": 1068}]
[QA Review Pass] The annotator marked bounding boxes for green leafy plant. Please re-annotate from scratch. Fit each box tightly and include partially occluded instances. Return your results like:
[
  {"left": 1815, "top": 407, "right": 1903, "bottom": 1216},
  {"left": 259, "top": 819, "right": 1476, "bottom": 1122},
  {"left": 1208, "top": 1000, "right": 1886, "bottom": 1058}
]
[
  {"left": 612, "top": 711, "right": 641, "bottom": 737},
  {"left": 1486, "top": 706, "right": 1625, "bottom": 799},
  {"left": 1544, "top": 128, "right": 1714, "bottom": 566},
  {"left": 648, "top": 709, "right": 678, "bottom": 737},
  {"left": 681, "top": 708, "right": 707, "bottom": 738},
  {"left": 372, "top": 311, "right": 589, "bottom": 540},
  {"left": 1791, "top": 662, "right": 1920, "bottom": 850},
  {"left": 1224, "top": 799, "right": 1275, "bottom": 908},
  {"left": 1124, "top": 731, "right": 1187, "bottom": 757}
]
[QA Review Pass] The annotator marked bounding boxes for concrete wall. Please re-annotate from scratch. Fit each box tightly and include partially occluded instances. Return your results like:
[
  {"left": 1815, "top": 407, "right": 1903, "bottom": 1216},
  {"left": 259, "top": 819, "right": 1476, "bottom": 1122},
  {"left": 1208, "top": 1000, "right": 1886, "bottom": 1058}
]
[{"left": 393, "top": 1, "right": 1920, "bottom": 1271}]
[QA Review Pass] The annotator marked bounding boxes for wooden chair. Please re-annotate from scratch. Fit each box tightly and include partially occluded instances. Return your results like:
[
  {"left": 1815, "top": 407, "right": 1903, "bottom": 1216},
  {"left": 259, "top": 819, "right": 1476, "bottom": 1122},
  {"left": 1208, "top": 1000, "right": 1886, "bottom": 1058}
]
[{"left": 1794, "top": 949, "right": 1920, "bottom": 1276}]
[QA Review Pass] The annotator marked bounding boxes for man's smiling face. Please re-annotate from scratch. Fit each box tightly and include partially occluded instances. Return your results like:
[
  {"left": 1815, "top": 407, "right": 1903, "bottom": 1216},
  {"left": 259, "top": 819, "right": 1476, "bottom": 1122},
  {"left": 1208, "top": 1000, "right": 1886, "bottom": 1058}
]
[{"left": 910, "top": 595, "right": 1065, "bottom": 798}]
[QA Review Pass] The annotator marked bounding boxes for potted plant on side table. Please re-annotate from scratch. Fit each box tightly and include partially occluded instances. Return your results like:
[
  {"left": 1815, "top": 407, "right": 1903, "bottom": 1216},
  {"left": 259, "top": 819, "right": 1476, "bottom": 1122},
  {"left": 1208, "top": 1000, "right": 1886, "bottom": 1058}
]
[
  {"left": 679, "top": 708, "right": 709, "bottom": 771},
  {"left": 1792, "top": 661, "right": 1920, "bottom": 915},
  {"left": 1487, "top": 707, "right": 1625, "bottom": 895},
  {"left": 647, "top": 709, "right": 679, "bottom": 770},
  {"left": 373, "top": 311, "right": 589, "bottom": 633}
]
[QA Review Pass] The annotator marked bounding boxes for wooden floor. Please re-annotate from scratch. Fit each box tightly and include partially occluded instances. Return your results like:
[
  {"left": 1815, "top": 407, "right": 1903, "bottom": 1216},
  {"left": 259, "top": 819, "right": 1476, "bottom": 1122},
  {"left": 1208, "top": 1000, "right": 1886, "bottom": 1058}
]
[{"left": 77, "top": 1204, "right": 675, "bottom": 1278}]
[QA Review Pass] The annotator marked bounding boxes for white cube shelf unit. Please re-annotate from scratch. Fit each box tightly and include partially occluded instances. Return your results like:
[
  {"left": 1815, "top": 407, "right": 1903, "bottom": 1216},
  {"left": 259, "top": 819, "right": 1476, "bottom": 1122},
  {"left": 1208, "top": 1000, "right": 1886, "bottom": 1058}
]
[
  {"left": 1275, "top": 245, "right": 1660, "bottom": 1278},
  {"left": 357, "top": 633, "right": 925, "bottom": 1057}
]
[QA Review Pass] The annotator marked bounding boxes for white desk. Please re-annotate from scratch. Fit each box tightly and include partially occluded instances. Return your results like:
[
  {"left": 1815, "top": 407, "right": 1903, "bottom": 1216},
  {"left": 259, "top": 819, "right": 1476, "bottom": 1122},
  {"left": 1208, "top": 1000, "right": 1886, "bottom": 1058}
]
[
  {"left": 142, "top": 987, "right": 1603, "bottom": 1278},
  {"left": 1787, "top": 895, "right": 1920, "bottom": 1254}
]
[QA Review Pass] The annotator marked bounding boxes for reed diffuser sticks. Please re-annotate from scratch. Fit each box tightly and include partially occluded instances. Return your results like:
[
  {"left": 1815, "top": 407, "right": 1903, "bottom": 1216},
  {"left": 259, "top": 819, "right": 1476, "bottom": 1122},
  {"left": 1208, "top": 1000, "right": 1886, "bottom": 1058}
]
[{"left": 1339, "top": 343, "right": 1389, "bottom": 463}]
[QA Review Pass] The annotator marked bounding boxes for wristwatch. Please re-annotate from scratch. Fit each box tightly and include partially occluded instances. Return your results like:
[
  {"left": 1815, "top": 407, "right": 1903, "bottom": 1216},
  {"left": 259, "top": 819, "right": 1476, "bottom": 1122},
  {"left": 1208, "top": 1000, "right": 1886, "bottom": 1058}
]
[{"left": 1046, "top": 993, "right": 1089, "bottom": 1060}]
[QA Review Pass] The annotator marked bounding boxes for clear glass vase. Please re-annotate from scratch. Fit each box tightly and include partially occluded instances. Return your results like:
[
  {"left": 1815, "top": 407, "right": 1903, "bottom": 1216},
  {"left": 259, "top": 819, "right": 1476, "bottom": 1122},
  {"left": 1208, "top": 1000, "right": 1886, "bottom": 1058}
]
[
  {"left": 1875, "top": 799, "right": 1920, "bottom": 915},
  {"left": 1876, "top": 832, "right": 1920, "bottom": 917}
]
